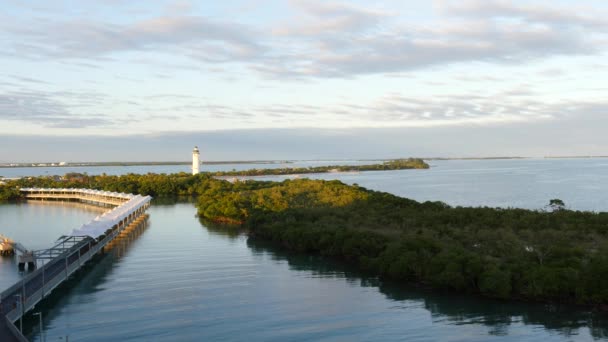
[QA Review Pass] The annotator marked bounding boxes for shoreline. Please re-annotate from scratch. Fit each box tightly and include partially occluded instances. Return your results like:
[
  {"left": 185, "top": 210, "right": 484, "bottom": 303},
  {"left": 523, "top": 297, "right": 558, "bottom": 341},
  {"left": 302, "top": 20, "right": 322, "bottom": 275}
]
[
  {"left": 0, "top": 160, "right": 291, "bottom": 168},
  {"left": 197, "top": 178, "right": 608, "bottom": 308},
  {"left": 5, "top": 172, "right": 608, "bottom": 308},
  {"left": 4, "top": 155, "right": 608, "bottom": 169},
  {"left": 214, "top": 170, "right": 362, "bottom": 180}
]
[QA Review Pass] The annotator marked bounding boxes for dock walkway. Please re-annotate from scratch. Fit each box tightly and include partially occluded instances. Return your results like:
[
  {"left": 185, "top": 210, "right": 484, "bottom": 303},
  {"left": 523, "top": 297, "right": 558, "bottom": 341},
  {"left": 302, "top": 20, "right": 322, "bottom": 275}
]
[{"left": 0, "top": 188, "right": 151, "bottom": 341}]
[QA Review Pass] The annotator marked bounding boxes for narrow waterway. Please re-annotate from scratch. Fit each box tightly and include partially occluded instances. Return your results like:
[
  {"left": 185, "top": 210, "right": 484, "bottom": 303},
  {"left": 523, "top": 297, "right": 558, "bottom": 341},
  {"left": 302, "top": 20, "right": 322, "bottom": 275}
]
[
  {"left": 2, "top": 158, "right": 608, "bottom": 340},
  {"left": 0, "top": 202, "right": 605, "bottom": 341}
]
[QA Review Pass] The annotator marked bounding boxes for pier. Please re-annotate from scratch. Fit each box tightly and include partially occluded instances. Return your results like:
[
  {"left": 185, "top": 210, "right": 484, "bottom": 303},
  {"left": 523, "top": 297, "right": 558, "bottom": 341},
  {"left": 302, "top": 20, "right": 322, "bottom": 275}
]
[{"left": 0, "top": 188, "right": 152, "bottom": 341}]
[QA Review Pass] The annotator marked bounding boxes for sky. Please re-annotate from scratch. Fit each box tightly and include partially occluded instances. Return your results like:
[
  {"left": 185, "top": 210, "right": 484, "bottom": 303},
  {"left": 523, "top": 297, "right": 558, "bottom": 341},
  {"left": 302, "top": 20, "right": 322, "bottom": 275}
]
[{"left": 1, "top": 0, "right": 608, "bottom": 162}]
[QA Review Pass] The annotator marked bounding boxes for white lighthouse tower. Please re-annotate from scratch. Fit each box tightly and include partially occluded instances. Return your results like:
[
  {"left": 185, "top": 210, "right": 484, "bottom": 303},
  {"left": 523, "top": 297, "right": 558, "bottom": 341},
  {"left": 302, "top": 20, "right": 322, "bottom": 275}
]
[{"left": 192, "top": 146, "right": 200, "bottom": 175}]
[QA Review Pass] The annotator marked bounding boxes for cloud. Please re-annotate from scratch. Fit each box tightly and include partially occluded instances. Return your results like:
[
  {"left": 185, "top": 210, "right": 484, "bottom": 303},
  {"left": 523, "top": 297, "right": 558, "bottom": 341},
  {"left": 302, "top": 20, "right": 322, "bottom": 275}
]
[
  {"left": 274, "top": 0, "right": 390, "bottom": 36},
  {"left": 250, "top": 0, "right": 605, "bottom": 78},
  {"left": 4, "top": 0, "right": 605, "bottom": 79},
  {"left": 289, "top": 3, "right": 601, "bottom": 77},
  {"left": 0, "top": 91, "right": 115, "bottom": 128},
  {"left": 117, "top": 88, "right": 608, "bottom": 129},
  {"left": 4, "top": 15, "right": 265, "bottom": 62},
  {"left": 437, "top": 0, "right": 608, "bottom": 29},
  {"left": 3, "top": 113, "right": 608, "bottom": 163},
  {"left": 0, "top": 91, "right": 66, "bottom": 121}
]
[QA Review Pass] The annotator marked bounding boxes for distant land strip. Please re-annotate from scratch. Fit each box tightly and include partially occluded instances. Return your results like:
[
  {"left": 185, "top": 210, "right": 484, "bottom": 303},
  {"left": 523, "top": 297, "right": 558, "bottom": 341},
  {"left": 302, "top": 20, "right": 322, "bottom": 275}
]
[
  {"left": 3, "top": 155, "right": 608, "bottom": 169},
  {"left": 543, "top": 156, "right": 608, "bottom": 159},
  {"left": 4, "top": 165, "right": 608, "bottom": 307},
  {"left": 213, "top": 158, "right": 429, "bottom": 177},
  {"left": 0, "top": 157, "right": 522, "bottom": 168},
  {"left": 0, "top": 160, "right": 292, "bottom": 168}
]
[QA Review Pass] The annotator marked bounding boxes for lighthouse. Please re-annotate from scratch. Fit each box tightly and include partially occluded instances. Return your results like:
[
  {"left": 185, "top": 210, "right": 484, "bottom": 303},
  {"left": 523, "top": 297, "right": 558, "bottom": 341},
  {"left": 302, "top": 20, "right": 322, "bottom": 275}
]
[{"left": 192, "top": 146, "right": 200, "bottom": 175}]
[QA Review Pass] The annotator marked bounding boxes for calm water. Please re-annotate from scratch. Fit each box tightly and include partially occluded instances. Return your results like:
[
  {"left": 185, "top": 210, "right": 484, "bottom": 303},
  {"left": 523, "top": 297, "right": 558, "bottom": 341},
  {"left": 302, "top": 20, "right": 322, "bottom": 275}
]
[
  {"left": 2, "top": 159, "right": 608, "bottom": 341},
  {"left": 4, "top": 158, "right": 608, "bottom": 211},
  {"left": 0, "top": 202, "right": 107, "bottom": 289},
  {"left": 0, "top": 160, "right": 374, "bottom": 178},
  {"left": 238, "top": 158, "right": 608, "bottom": 211}
]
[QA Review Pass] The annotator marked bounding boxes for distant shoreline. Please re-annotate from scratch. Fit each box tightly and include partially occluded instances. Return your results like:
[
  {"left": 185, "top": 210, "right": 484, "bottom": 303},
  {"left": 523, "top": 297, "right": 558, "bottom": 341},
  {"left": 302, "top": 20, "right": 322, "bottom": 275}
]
[
  {"left": 2, "top": 155, "right": 608, "bottom": 169},
  {"left": 0, "top": 160, "right": 292, "bottom": 168}
]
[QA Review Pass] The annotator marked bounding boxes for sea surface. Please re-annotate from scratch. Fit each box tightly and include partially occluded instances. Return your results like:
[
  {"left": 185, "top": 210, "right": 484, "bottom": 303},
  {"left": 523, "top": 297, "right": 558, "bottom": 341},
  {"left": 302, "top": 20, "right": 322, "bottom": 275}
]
[
  {"left": 0, "top": 160, "right": 373, "bottom": 178},
  {"left": 2, "top": 158, "right": 608, "bottom": 341}
]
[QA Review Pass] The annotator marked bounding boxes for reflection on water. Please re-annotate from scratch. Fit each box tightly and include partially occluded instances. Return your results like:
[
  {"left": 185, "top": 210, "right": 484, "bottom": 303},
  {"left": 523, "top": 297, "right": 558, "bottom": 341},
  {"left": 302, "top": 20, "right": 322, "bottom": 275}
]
[
  {"left": 202, "top": 218, "right": 248, "bottom": 240},
  {"left": 105, "top": 215, "right": 150, "bottom": 258},
  {"left": 247, "top": 237, "right": 608, "bottom": 341},
  {"left": 22, "top": 217, "right": 150, "bottom": 341},
  {"left": 17, "top": 201, "right": 608, "bottom": 341},
  {"left": 0, "top": 201, "right": 106, "bottom": 289},
  {"left": 24, "top": 199, "right": 111, "bottom": 212}
]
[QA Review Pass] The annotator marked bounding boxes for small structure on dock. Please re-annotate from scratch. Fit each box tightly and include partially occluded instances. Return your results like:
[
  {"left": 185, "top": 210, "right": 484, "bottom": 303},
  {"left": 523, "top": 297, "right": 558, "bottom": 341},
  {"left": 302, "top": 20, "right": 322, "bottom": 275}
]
[
  {"left": 0, "top": 234, "right": 36, "bottom": 270},
  {"left": 17, "top": 250, "right": 35, "bottom": 271},
  {"left": 0, "top": 235, "right": 14, "bottom": 256}
]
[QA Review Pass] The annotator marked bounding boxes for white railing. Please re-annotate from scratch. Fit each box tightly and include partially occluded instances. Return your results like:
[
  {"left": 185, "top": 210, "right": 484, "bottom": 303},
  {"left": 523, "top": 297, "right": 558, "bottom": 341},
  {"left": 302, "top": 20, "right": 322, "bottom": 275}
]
[{"left": 1, "top": 189, "right": 151, "bottom": 327}]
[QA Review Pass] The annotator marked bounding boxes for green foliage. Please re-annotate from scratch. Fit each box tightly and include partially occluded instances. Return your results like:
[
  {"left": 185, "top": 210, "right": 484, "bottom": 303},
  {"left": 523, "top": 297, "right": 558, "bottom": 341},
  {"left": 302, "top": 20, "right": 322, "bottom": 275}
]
[
  {"left": 196, "top": 178, "right": 369, "bottom": 224},
  {"left": 548, "top": 198, "right": 566, "bottom": 211},
  {"left": 7, "top": 170, "right": 608, "bottom": 306},
  {"left": 194, "top": 178, "right": 608, "bottom": 306},
  {"left": 212, "top": 158, "right": 429, "bottom": 177},
  {"left": 0, "top": 184, "right": 21, "bottom": 201},
  {"left": 8, "top": 172, "right": 205, "bottom": 198}
]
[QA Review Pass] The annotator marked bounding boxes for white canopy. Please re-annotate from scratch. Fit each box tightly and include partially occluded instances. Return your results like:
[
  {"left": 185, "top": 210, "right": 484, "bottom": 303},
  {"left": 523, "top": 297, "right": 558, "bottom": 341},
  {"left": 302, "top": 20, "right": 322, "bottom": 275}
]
[
  {"left": 70, "top": 195, "right": 151, "bottom": 238},
  {"left": 20, "top": 188, "right": 151, "bottom": 239}
]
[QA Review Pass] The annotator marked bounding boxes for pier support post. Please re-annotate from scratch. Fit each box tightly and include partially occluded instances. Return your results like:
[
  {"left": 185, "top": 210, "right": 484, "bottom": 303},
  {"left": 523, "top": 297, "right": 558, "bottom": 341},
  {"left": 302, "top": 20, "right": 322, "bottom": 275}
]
[
  {"left": 18, "top": 251, "right": 36, "bottom": 271},
  {"left": 41, "top": 268, "right": 45, "bottom": 299}
]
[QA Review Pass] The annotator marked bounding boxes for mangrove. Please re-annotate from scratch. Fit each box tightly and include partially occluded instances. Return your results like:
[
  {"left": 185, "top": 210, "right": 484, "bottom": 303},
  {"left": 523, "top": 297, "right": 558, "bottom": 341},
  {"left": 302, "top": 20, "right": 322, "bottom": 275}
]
[{"left": 4, "top": 171, "right": 608, "bottom": 307}]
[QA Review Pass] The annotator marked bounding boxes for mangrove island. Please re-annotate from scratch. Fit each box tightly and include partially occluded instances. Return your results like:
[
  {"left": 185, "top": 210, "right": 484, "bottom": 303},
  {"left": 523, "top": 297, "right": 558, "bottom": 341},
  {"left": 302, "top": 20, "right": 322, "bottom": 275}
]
[{"left": 2, "top": 165, "right": 608, "bottom": 308}]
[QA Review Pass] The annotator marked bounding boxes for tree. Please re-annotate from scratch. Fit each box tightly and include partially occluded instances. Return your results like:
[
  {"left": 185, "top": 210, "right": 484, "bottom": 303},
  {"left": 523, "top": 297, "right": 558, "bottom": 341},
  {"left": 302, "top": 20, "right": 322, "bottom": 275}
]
[{"left": 548, "top": 199, "right": 566, "bottom": 212}]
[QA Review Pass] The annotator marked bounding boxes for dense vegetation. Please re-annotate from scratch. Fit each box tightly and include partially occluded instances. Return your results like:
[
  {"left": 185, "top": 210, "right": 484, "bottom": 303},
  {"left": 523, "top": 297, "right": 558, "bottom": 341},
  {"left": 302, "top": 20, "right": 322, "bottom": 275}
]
[
  {"left": 213, "top": 158, "right": 429, "bottom": 177},
  {"left": 4, "top": 170, "right": 608, "bottom": 307},
  {"left": 196, "top": 178, "right": 608, "bottom": 306},
  {"left": 0, "top": 172, "right": 207, "bottom": 200},
  {"left": 0, "top": 183, "right": 21, "bottom": 201},
  {"left": 0, "top": 159, "right": 427, "bottom": 201}
]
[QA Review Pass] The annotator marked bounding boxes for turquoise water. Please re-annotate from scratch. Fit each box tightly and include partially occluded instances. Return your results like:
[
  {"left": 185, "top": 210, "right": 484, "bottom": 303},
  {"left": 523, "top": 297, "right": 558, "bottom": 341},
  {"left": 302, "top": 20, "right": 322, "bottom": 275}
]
[{"left": 1, "top": 158, "right": 608, "bottom": 341}]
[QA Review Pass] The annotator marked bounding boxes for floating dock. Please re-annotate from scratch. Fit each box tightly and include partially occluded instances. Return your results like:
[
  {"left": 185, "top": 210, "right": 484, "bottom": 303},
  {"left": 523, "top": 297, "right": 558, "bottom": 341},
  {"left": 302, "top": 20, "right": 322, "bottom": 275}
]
[{"left": 0, "top": 188, "right": 152, "bottom": 341}]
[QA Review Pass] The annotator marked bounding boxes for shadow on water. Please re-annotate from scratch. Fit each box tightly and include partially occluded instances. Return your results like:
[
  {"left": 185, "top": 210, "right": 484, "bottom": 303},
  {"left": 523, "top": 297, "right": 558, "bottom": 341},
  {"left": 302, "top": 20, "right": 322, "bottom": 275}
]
[
  {"left": 200, "top": 218, "right": 247, "bottom": 240},
  {"left": 21, "top": 217, "right": 150, "bottom": 340},
  {"left": 151, "top": 196, "right": 196, "bottom": 206},
  {"left": 157, "top": 197, "right": 247, "bottom": 240},
  {"left": 20, "top": 199, "right": 110, "bottom": 213},
  {"left": 246, "top": 237, "right": 608, "bottom": 340}
]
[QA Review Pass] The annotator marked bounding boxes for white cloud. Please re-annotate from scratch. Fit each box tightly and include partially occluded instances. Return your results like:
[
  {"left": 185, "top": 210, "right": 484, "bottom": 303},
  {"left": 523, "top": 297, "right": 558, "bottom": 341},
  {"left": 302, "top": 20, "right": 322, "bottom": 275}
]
[
  {"left": 1, "top": 0, "right": 608, "bottom": 141},
  {"left": 4, "top": 0, "right": 605, "bottom": 78}
]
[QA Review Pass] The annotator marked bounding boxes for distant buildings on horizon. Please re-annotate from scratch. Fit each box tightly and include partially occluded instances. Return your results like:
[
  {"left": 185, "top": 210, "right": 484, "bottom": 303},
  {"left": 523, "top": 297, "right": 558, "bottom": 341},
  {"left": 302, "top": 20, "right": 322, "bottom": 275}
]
[{"left": 0, "top": 161, "right": 67, "bottom": 167}]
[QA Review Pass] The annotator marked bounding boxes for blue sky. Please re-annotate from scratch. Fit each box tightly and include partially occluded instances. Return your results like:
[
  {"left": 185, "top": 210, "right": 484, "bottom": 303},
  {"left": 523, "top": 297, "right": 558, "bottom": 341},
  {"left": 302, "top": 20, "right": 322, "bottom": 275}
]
[{"left": 1, "top": 0, "right": 608, "bottom": 162}]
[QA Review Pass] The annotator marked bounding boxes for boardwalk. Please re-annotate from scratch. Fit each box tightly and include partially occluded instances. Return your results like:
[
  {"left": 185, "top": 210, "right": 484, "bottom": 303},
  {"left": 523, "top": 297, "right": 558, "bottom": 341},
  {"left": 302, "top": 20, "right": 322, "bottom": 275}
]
[
  {"left": 0, "top": 317, "right": 22, "bottom": 342},
  {"left": 0, "top": 188, "right": 151, "bottom": 341}
]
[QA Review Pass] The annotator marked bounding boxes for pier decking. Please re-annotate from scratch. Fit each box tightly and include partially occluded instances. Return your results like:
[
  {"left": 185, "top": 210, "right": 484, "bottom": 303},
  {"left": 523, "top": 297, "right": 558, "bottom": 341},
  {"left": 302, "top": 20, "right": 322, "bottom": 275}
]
[{"left": 0, "top": 188, "right": 151, "bottom": 341}]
